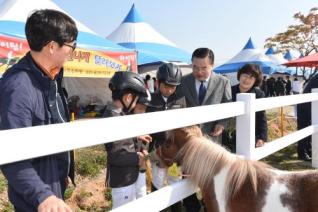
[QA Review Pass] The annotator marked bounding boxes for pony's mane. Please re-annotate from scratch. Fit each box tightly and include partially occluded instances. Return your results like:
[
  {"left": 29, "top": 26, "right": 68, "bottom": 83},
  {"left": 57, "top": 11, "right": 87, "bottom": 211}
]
[{"left": 180, "top": 135, "right": 271, "bottom": 202}]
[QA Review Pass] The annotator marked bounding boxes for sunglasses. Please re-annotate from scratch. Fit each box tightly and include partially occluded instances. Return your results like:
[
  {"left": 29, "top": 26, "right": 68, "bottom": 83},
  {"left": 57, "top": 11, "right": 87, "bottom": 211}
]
[{"left": 63, "top": 41, "right": 77, "bottom": 51}]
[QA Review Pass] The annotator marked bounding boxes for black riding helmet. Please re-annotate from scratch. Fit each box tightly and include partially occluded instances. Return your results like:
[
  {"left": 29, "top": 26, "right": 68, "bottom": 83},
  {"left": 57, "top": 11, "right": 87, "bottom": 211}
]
[
  {"left": 109, "top": 71, "right": 147, "bottom": 99},
  {"left": 157, "top": 63, "right": 182, "bottom": 86},
  {"left": 137, "top": 91, "right": 151, "bottom": 106},
  {"left": 109, "top": 71, "right": 149, "bottom": 113}
]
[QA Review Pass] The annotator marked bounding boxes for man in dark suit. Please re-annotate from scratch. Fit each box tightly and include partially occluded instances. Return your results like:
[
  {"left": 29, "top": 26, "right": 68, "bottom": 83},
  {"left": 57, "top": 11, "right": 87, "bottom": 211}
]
[
  {"left": 179, "top": 47, "right": 232, "bottom": 212},
  {"left": 180, "top": 47, "right": 232, "bottom": 138},
  {"left": 297, "top": 73, "right": 318, "bottom": 161}
]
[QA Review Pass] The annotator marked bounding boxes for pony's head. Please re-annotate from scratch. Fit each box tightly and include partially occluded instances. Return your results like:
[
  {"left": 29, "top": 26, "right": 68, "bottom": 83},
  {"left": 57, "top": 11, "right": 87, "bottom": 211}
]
[{"left": 158, "top": 125, "right": 203, "bottom": 167}]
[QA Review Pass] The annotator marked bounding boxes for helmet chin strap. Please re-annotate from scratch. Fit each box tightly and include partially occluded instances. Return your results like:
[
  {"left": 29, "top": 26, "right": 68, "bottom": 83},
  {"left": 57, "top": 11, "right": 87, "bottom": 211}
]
[{"left": 120, "top": 95, "right": 137, "bottom": 114}]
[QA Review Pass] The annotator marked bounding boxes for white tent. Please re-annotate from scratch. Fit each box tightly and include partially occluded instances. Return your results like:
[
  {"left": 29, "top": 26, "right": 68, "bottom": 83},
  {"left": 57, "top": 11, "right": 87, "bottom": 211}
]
[
  {"left": 214, "top": 38, "right": 277, "bottom": 75},
  {"left": 0, "top": 0, "right": 131, "bottom": 105},
  {"left": 107, "top": 4, "right": 191, "bottom": 76},
  {"left": 265, "top": 47, "right": 294, "bottom": 75},
  {"left": 214, "top": 38, "right": 278, "bottom": 85},
  {"left": 0, "top": 0, "right": 93, "bottom": 33}
]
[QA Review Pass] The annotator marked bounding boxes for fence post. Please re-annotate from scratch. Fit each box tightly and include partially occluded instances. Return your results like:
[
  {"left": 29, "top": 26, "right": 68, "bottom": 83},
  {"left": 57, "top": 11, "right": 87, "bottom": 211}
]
[
  {"left": 312, "top": 88, "right": 318, "bottom": 168},
  {"left": 236, "top": 93, "right": 256, "bottom": 159}
]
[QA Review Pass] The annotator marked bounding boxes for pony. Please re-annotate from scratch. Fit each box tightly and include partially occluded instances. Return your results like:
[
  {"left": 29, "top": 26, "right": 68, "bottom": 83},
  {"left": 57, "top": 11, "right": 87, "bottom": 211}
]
[{"left": 158, "top": 125, "right": 318, "bottom": 212}]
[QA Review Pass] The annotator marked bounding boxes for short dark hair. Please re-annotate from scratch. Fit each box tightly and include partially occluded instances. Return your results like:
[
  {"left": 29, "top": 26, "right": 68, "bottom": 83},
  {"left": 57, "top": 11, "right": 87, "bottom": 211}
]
[
  {"left": 25, "top": 9, "right": 78, "bottom": 51},
  {"left": 191, "top": 48, "right": 214, "bottom": 65},
  {"left": 237, "top": 63, "right": 263, "bottom": 87}
]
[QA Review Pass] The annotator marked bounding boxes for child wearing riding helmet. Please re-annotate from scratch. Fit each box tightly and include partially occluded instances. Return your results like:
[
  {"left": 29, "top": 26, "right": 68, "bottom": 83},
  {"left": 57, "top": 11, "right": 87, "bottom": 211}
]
[
  {"left": 147, "top": 63, "right": 186, "bottom": 212},
  {"left": 103, "top": 71, "right": 151, "bottom": 209}
]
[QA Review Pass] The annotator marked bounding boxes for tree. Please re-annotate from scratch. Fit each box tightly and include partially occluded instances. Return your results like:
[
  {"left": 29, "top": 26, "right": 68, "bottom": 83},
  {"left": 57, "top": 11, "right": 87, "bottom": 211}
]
[{"left": 265, "top": 8, "right": 318, "bottom": 57}]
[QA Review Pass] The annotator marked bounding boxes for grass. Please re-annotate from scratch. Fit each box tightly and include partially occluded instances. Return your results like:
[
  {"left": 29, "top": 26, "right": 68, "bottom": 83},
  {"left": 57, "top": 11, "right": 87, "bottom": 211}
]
[
  {"left": 262, "top": 143, "right": 313, "bottom": 171},
  {"left": 75, "top": 145, "right": 106, "bottom": 178},
  {"left": 262, "top": 108, "right": 312, "bottom": 171},
  {"left": 2, "top": 202, "right": 13, "bottom": 212},
  {"left": 0, "top": 173, "right": 7, "bottom": 193},
  {"left": 64, "top": 187, "right": 75, "bottom": 200}
]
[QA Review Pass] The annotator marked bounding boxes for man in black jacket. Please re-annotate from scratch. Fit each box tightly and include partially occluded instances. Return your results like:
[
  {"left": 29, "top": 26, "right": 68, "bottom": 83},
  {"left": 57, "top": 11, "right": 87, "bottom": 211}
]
[
  {"left": 0, "top": 9, "right": 77, "bottom": 212},
  {"left": 297, "top": 73, "right": 318, "bottom": 161}
]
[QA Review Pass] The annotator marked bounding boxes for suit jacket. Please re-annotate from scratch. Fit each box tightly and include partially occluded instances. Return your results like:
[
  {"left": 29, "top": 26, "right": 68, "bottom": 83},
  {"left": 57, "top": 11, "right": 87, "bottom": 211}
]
[
  {"left": 179, "top": 72, "right": 232, "bottom": 135},
  {"left": 297, "top": 73, "right": 318, "bottom": 129}
]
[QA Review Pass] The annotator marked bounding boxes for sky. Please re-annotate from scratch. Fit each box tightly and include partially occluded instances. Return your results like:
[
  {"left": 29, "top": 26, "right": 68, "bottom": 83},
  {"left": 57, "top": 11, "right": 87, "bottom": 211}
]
[{"left": 4, "top": 0, "right": 318, "bottom": 65}]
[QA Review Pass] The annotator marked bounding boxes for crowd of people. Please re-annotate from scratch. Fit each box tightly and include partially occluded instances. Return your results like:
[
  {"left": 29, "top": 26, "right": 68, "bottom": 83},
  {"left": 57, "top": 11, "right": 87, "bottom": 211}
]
[
  {"left": 260, "top": 75, "right": 305, "bottom": 97},
  {"left": 0, "top": 9, "right": 317, "bottom": 212}
]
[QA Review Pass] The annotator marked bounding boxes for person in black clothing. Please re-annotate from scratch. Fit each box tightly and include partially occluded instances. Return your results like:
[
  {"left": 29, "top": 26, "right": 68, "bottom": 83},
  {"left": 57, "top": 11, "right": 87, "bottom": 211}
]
[
  {"left": 103, "top": 71, "right": 152, "bottom": 209},
  {"left": 147, "top": 63, "right": 186, "bottom": 212},
  {"left": 231, "top": 64, "right": 268, "bottom": 149},
  {"left": 285, "top": 76, "right": 292, "bottom": 95},
  {"left": 275, "top": 77, "right": 286, "bottom": 96},
  {"left": 296, "top": 73, "right": 318, "bottom": 161},
  {"left": 260, "top": 75, "right": 268, "bottom": 97},
  {"left": 0, "top": 9, "right": 77, "bottom": 212},
  {"left": 267, "top": 76, "right": 276, "bottom": 97}
]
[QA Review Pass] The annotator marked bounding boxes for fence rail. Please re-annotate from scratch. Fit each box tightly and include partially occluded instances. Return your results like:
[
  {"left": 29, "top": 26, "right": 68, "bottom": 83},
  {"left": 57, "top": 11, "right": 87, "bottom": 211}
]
[{"left": 1, "top": 90, "right": 318, "bottom": 211}]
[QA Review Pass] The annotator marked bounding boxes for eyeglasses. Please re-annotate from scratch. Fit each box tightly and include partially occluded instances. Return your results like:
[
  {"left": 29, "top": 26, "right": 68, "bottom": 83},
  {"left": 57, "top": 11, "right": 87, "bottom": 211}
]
[
  {"left": 63, "top": 41, "right": 77, "bottom": 51},
  {"left": 241, "top": 73, "right": 255, "bottom": 79}
]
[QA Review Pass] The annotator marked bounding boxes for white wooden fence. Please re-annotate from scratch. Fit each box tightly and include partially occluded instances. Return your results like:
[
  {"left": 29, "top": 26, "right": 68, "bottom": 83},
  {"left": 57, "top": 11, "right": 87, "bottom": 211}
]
[{"left": 0, "top": 89, "right": 318, "bottom": 211}]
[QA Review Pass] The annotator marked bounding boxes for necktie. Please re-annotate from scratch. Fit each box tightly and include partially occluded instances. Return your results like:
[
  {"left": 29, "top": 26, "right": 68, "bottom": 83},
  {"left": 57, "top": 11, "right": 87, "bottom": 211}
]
[{"left": 198, "top": 81, "right": 206, "bottom": 105}]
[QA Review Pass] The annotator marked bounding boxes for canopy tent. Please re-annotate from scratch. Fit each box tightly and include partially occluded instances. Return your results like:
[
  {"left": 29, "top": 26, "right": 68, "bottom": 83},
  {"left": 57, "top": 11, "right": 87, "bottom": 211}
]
[
  {"left": 265, "top": 47, "right": 294, "bottom": 75},
  {"left": 284, "top": 50, "right": 297, "bottom": 61},
  {"left": 0, "top": 0, "right": 137, "bottom": 79},
  {"left": 107, "top": 4, "right": 191, "bottom": 66},
  {"left": 283, "top": 52, "right": 318, "bottom": 67},
  {"left": 282, "top": 51, "right": 316, "bottom": 77},
  {"left": 265, "top": 47, "right": 288, "bottom": 65},
  {"left": 214, "top": 38, "right": 278, "bottom": 75},
  {"left": 0, "top": 0, "right": 137, "bottom": 105}
]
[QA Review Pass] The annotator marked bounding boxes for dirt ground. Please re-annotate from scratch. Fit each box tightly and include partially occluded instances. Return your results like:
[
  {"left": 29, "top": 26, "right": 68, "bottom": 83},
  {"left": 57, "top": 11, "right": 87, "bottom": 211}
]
[{"left": 66, "top": 170, "right": 111, "bottom": 211}]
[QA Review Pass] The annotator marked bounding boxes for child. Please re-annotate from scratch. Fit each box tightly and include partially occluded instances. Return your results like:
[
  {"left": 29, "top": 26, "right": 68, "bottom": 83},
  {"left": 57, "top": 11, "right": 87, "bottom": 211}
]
[
  {"left": 103, "top": 71, "right": 151, "bottom": 208},
  {"left": 147, "top": 63, "right": 186, "bottom": 212}
]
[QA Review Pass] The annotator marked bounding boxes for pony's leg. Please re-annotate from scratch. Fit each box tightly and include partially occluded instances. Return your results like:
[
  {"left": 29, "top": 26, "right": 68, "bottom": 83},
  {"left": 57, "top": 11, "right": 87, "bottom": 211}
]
[{"left": 202, "top": 186, "right": 219, "bottom": 212}]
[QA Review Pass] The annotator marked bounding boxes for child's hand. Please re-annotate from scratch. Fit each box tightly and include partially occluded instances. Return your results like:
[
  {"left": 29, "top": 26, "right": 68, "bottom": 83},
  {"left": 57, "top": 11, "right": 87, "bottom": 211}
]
[
  {"left": 137, "top": 150, "right": 149, "bottom": 169},
  {"left": 137, "top": 135, "right": 152, "bottom": 143}
]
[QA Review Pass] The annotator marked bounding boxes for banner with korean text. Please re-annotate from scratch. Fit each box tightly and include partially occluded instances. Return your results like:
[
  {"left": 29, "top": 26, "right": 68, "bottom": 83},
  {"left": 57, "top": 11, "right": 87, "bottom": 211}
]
[{"left": 0, "top": 34, "right": 137, "bottom": 78}]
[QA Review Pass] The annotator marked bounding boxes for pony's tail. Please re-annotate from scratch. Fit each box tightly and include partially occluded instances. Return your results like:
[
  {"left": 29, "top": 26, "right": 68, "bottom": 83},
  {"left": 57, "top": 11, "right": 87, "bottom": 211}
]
[{"left": 225, "top": 159, "right": 258, "bottom": 201}]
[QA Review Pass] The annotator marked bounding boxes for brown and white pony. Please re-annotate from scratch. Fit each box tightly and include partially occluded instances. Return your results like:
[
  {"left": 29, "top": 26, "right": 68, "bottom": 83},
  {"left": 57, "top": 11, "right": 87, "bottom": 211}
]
[{"left": 158, "top": 125, "right": 318, "bottom": 212}]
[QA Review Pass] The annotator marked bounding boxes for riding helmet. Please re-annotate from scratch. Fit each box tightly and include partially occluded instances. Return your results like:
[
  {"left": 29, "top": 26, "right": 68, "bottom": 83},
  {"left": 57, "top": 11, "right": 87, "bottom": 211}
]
[
  {"left": 157, "top": 63, "right": 182, "bottom": 86},
  {"left": 109, "top": 71, "right": 147, "bottom": 98}
]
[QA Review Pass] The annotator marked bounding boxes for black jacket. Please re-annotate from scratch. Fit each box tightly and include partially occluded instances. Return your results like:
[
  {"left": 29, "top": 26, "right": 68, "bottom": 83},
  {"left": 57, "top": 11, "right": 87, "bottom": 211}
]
[
  {"left": 232, "top": 85, "right": 268, "bottom": 142},
  {"left": 297, "top": 73, "right": 318, "bottom": 129},
  {"left": 0, "top": 53, "right": 74, "bottom": 211},
  {"left": 147, "top": 92, "right": 186, "bottom": 150},
  {"left": 103, "top": 102, "right": 139, "bottom": 188}
]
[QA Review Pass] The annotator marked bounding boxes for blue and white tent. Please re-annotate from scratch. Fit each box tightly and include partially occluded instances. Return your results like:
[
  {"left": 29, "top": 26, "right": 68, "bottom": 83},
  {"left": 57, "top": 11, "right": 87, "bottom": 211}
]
[
  {"left": 107, "top": 4, "right": 191, "bottom": 65},
  {"left": 265, "top": 47, "right": 287, "bottom": 65},
  {"left": 0, "top": 0, "right": 131, "bottom": 52},
  {"left": 214, "top": 38, "right": 277, "bottom": 75},
  {"left": 265, "top": 47, "right": 293, "bottom": 75},
  {"left": 0, "top": 0, "right": 134, "bottom": 105},
  {"left": 284, "top": 50, "right": 297, "bottom": 61}
]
